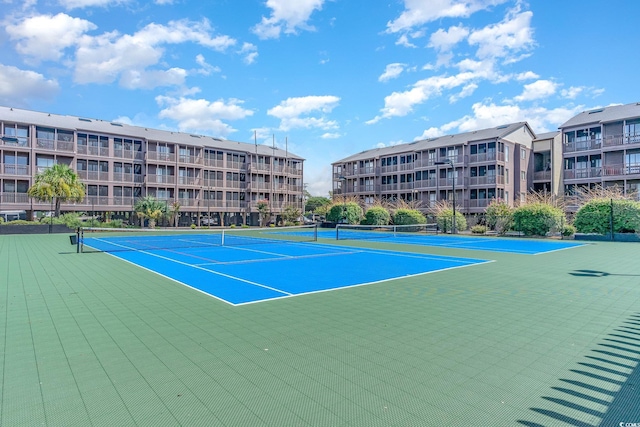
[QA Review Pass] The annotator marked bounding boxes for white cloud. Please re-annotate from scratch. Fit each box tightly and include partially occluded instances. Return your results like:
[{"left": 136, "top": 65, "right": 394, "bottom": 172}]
[
  {"left": 367, "top": 72, "right": 477, "bottom": 123},
  {"left": 74, "top": 19, "right": 236, "bottom": 88},
  {"left": 321, "top": 132, "right": 341, "bottom": 139},
  {"left": 58, "top": 0, "right": 129, "bottom": 9},
  {"left": 513, "top": 79, "right": 557, "bottom": 102},
  {"left": 252, "top": 0, "right": 324, "bottom": 39},
  {"left": 268, "top": 95, "right": 340, "bottom": 131},
  {"left": 516, "top": 71, "right": 539, "bottom": 81},
  {"left": 468, "top": 10, "right": 534, "bottom": 61},
  {"left": 429, "top": 102, "right": 584, "bottom": 136},
  {"left": 194, "top": 54, "right": 221, "bottom": 75},
  {"left": 449, "top": 83, "right": 478, "bottom": 103},
  {"left": 560, "top": 86, "right": 583, "bottom": 100},
  {"left": 428, "top": 25, "right": 469, "bottom": 52},
  {"left": 0, "top": 64, "right": 59, "bottom": 105},
  {"left": 387, "top": 0, "right": 508, "bottom": 33},
  {"left": 120, "top": 68, "right": 187, "bottom": 89},
  {"left": 6, "top": 13, "right": 96, "bottom": 62},
  {"left": 395, "top": 34, "right": 417, "bottom": 48},
  {"left": 156, "top": 96, "right": 254, "bottom": 136},
  {"left": 415, "top": 127, "right": 445, "bottom": 140},
  {"left": 239, "top": 42, "right": 258, "bottom": 64},
  {"left": 379, "top": 63, "right": 406, "bottom": 82}
]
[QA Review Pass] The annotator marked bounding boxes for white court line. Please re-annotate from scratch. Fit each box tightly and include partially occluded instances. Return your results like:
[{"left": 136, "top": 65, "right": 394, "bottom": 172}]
[
  {"left": 235, "top": 259, "right": 495, "bottom": 306},
  {"left": 194, "top": 249, "right": 367, "bottom": 267},
  {"left": 85, "top": 238, "right": 293, "bottom": 297}
]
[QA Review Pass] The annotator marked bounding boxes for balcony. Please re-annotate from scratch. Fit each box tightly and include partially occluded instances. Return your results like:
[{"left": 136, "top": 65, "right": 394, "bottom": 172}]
[
  {"left": 533, "top": 170, "right": 551, "bottom": 181},
  {"left": 227, "top": 160, "right": 247, "bottom": 170},
  {"left": 114, "top": 149, "right": 144, "bottom": 160},
  {"left": 564, "top": 167, "right": 602, "bottom": 180},
  {"left": 1, "top": 193, "right": 30, "bottom": 204},
  {"left": 248, "top": 182, "right": 271, "bottom": 191},
  {"left": 468, "top": 199, "right": 490, "bottom": 208},
  {"left": 603, "top": 133, "right": 640, "bottom": 148},
  {"left": 147, "top": 151, "right": 176, "bottom": 162},
  {"left": 146, "top": 174, "right": 175, "bottom": 184},
  {"left": 113, "top": 172, "right": 143, "bottom": 183},
  {"left": 178, "top": 176, "right": 199, "bottom": 186},
  {"left": 1, "top": 135, "right": 28, "bottom": 147},
  {"left": 178, "top": 154, "right": 201, "bottom": 165},
  {"left": 204, "top": 158, "right": 225, "bottom": 168},
  {"left": 602, "top": 164, "right": 640, "bottom": 177},
  {"left": 249, "top": 162, "right": 271, "bottom": 172},
  {"left": 78, "top": 171, "right": 109, "bottom": 181},
  {"left": 202, "top": 179, "right": 224, "bottom": 188},
  {"left": 112, "top": 197, "right": 135, "bottom": 207},
  {"left": 415, "top": 178, "right": 437, "bottom": 189},
  {"left": 2, "top": 164, "right": 29, "bottom": 175},
  {"left": 563, "top": 139, "right": 602, "bottom": 153},
  {"left": 468, "top": 152, "right": 504, "bottom": 163},
  {"left": 469, "top": 175, "right": 504, "bottom": 186}
]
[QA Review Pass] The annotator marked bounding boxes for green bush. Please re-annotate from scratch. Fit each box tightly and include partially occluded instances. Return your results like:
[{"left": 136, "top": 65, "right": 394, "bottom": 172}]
[
  {"left": 435, "top": 208, "right": 466, "bottom": 233},
  {"left": 326, "top": 202, "right": 364, "bottom": 224},
  {"left": 573, "top": 199, "right": 640, "bottom": 234},
  {"left": 2, "top": 220, "right": 34, "bottom": 225},
  {"left": 562, "top": 224, "right": 576, "bottom": 236},
  {"left": 471, "top": 225, "right": 487, "bottom": 234},
  {"left": 512, "top": 203, "right": 564, "bottom": 236},
  {"left": 393, "top": 208, "right": 426, "bottom": 226},
  {"left": 485, "top": 200, "right": 513, "bottom": 234},
  {"left": 362, "top": 206, "right": 391, "bottom": 225}
]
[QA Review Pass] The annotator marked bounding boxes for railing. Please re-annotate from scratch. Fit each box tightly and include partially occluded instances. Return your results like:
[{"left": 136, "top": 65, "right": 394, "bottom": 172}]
[
  {"left": 564, "top": 167, "right": 602, "bottom": 180},
  {"left": 145, "top": 174, "right": 176, "bottom": 184},
  {"left": 603, "top": 133, "right": 640, "bottom": 148},
  {"left": 178, "top": 155, "right": 201, "bottom": 165},
  {"left": 248, "top": 182, "right": 271, "bottom": 190},
  {"left": 147, "top": 151, "right": 176, "bottom": 162},
  {"left": 469, "top": 175, "right": 503, "bottom": 185},
  {"left": 249, "top": 162, "right": 271, "bottom": 172},
  {"left": 204, "top": 158, "right": 224, "bottom": 168},
  {"left": 1, "top": 193, "right": 30, "bottom": 203},
  {"left": 468, "top": 199, "right": 490, "bottom": 208},
  {"left": 469, "top": 152, "right": 503, "bottom": 163},
  {"left": 114, "top": 149, "right": 143, "bottom": 160},
  {"left": 1, "top": 135, "right": 28, "bottom": 147},
  {"left": 415, "top": 179, "right": 437, "bottom": 189},
  {"left": 178, "top": 176, "right": 199, "bottom": 186},
  {"left": 601, "top": 164, "right": 640, "bottom": 176},
  {"left": 563, "top": 139, "right": 602, "bottom": 153},
  {"left": 226, "top": 161, "right": 246, "bottom": 170},
  {"left": 534, "top": 170, "right": 551, "bottom": 181},
  {"left": 112, "top": 172, "right": 143, "bottom": 183},
  {"left": 381, "top": 183, "right": 398, "bottom": 191},
  {"left": 2, "top": 165, "right": 29, "bottom": 175},
  {"left": 399, "top": 182, "right": 414, "bottom": 190},
  {"left": 202, "top": 179, "right": 224, "bottom": 188}
]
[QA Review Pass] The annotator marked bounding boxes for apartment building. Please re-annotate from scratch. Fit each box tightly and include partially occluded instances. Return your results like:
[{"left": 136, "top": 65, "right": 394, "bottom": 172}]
[
  {"left": 332, "top": 122, "right": 536, "bottom": 215},
  {"left": 532, "top": 131, "right": 563, "bottom": 195},
  {"left": 0, "top": 106, "right": 304, "bottom": 226},
  {"left": 561, "top": 102, "right": 640, "bottom": 199}
]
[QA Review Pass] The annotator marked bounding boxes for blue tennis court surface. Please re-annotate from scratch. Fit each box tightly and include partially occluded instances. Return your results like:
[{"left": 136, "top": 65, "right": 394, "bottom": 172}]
[
  {"left": 83, "top": 237, "right": 490, "bottom": 305},
  {"left": 324, "top": 229, "right": 585, "bottom": 254}
]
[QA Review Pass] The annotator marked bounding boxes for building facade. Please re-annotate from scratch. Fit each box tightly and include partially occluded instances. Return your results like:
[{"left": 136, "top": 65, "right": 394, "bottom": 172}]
[
  {"left": 0, "top": 106, "right": 304, "bottom": 226},
  {"left": 332, "top": 122, "right": 537, "bottom": 215},
  {"left": 560, "top": 102, "right": 640, "bottom": 201}
]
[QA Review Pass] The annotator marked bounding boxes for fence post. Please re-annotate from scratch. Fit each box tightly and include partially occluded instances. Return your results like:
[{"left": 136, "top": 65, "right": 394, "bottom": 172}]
[{"left": 610, "top": 198, "right": 614, "bottom": 241}]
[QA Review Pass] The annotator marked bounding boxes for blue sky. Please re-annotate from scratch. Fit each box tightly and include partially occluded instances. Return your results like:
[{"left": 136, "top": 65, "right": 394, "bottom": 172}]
[{"left": 1, "top": 0, "right": 638, "bottom": 196}]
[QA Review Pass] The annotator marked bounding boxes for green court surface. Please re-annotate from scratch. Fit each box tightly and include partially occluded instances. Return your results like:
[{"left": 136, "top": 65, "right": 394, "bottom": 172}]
[{"left": 1, "top": 234, "right": 639, "bottom": 426}]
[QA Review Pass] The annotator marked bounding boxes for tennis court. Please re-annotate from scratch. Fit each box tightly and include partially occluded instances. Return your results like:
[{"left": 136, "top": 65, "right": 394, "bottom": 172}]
[
  {"left": 2, "top": 232, "right": 640, "bottom": 426},
  {"left": 330, "top": 224, "right": 586, "bottom": 254},
  {"left": 81, "top": 226, "right": 490, "bottom": 305}
]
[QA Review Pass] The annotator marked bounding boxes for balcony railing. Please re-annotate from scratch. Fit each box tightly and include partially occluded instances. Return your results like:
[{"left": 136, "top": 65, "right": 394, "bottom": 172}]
[
  {"left": 112, "top": 172, "right": 144, "bottom": 183},
  {"left": 1, "top": 193, "right": 30, "bottom": 203},
  {"left": 563, "top": 139, "right": 602, "bottom": 153},
  {"left": 1, "top": 135, "right": 28, "bottom": 147},
  {"left": 469, "top": 175, "right": 503, "bottom": 185},
  {"left": 533, "top": 170, "right": 551, "bottom": 181},
  {"left": 147, "top": 151, "right": 176, "bottom": 162},
  {"left": 601, "top": 164, "right": 640, "bottom": 177},
  {"left": 2, "top": 164, "right": 29, "bottom": 175},
  {"left": 415, "top": 179, "right": 437, "bottom": 189},
  {"left": 114, "top": 149, "right": 144, "bottom": 160},
  {"left": 178, "top": 176, "right": 199, "bottom": 186},
  {"left": 146, "top": 174, "right": 176, "bottom": 184},
  {"left": 564, "top": 167, "right": 602, "bottom": 180},
  {"left": 603, "top": 133, "right": 640, "bottom": 148},
  {"left": 204, "top": 158, "right": 225, "bottom": 168}
]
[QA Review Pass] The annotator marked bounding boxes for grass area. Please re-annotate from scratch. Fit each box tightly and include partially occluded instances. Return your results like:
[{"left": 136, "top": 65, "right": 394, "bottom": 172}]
[{"left": 1, "top": 234, "right": 639, "bottom": 426}]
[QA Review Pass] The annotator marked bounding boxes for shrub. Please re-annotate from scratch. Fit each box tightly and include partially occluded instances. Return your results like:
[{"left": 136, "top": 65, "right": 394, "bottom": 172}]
[
  {"left": 393, "top": 208, "right": 426, "bottom": 226},
  {"left": 2, "top": 220, "right": 34, "bottom": 225},
  {"left": 562, "top": 224, "right": 576, "bottom": 236},
  {"left": 573, "top": 199, "right": 640, "bottom": 234},
  {"left": 326, "top": 202, "right": 364, "bottom": 224},
  {"left": 485, "top": 200, "right": 513, "bottom": 235},
  {"left": 362, "top": 206, "right": 391, "bottom": 225},
  {"left": 471, "top": 225, "right": 487, "bottom": 234},
  {"left": 190, "top": 223, "right": 196, "bottom": 229},
  {"left": 512, "top": 203, "right": 564, "bottom": 236},
  {"left": 435, "top": 208, "right": 467, "bottom": 233}
]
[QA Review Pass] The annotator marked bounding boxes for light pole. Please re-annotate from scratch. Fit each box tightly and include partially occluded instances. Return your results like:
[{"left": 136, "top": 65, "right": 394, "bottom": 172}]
[
  {"left": 338, "top": 175, "right": 347, "bottom": 224},
  {"left": 435, "top": 158, "right": 455, "bottom": 234}
]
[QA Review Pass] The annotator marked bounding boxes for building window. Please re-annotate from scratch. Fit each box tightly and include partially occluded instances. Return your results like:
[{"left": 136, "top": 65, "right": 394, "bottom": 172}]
[
  {"left": 521, "top": 148, "right": 526, "bottom": 159},
  {"left": 521, "top": 171, "right": 526, "bottom": 181},
  {"left": 505, "top": 146, "right": 509, "bottom": 162}
]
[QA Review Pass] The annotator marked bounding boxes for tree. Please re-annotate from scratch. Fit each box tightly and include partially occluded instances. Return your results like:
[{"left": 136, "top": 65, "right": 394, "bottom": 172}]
[
  {"left": 362, "top": 206, "right": 391, "bottom": 225},
  {"left": 305, "top": 196, "right": 331, "bottom": 213},
  {"left": 27, "top": 164, "right": 85, "bottom": 217},
  {"left": 326, "top": 202, "right": 363, "bottom": 224},
  {"left": 134, "top": 196, "right": 167, "bottom": 228},
  {"left": 169, "top": 201, "right": 181, "bottom": 227},
  {"left": 282, "top": 205, "right": 302, "bottom": 225},
  {"left": 257, "top": 200, "right": 270, "bottom": 227}
]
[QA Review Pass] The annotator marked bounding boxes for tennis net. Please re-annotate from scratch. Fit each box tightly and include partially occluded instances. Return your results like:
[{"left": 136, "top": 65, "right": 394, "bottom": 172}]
[
  {"left": 335, "top": 223, "right": 439, "bottom": 241},
  {"left": 79, "top": 224, "right": 318, "bottom": 253}
]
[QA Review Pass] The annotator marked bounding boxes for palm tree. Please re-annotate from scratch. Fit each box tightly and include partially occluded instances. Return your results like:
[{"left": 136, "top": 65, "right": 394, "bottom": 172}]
[
  {"left": 169, "top": 201, "right": 181, "bottom": 227},
  {"left": 134, "top": 196, "right": 167, "bottom": 228},
  {"left": 27, "top": 164, "right": 85, "bottom": 217}
]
